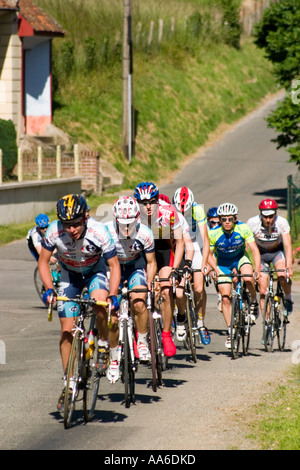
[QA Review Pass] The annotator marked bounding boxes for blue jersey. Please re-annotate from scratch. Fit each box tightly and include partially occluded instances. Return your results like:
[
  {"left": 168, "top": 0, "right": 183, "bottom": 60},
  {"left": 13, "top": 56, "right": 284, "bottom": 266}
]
[{"left": 208, "top": 221, "right": 254, "bottom": 261}]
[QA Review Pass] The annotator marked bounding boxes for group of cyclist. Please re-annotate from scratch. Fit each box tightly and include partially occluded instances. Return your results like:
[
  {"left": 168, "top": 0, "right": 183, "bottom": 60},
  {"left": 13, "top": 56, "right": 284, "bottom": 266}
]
[{"left": 28, "top": 184, "right": 294, "bottom": 411}]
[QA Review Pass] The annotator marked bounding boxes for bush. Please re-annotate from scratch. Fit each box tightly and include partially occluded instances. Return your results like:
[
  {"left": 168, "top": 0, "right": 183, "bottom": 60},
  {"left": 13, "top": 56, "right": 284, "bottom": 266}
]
[{"left": 0, "top": 119, "right": 18, "bottom": 178}]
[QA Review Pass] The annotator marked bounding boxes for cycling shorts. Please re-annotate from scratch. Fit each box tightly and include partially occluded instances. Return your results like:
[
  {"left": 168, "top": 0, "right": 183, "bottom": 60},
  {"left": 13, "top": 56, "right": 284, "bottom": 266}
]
[
  {"left": 120, "top": 264, "right": 147, "bottom": 288},
  {"left": 260, "top": 250, "right": 285, "bottom": 270},
  {"left": 155, "top": 239, "right": 174, "bottom": 272},
  {"left": 217, "top": 253, "right": 252, "bottom": 284},
  {"left": 57, "top": 267, "right": 109, "bottom": 318}
]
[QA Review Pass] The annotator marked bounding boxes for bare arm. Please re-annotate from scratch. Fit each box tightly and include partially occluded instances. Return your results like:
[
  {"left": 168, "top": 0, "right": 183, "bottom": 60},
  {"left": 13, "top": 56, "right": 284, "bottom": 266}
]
[
  {"left": 107, "top": 255, "right": 121, "bottom": 297},
  {"left": 145, "top": 251, "right": 157, "bottom": 288},
  {"left": 38, "top": 247, "right": 54, "bottom": 292},
  {"left": 282, "top": 232, "right": 294, "bottom": 276}
]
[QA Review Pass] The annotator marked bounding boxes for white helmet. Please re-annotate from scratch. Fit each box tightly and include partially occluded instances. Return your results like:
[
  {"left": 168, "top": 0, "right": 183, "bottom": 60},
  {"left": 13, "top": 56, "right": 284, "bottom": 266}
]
[
  {"left": 113, "top": 196, "right": 140, "bottom": 224},
  {"left": 172, "top": 186, "right": 194, "bottom": 213},
  {"left": 217, "top": 202, "right": 238, "bottom": 216}
]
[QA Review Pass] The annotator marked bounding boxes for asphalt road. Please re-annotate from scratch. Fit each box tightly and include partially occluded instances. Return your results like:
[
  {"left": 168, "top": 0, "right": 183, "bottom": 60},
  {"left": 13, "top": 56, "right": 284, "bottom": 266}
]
[{"left": 0, "top": 91, "right": 299, "bottom": 452}]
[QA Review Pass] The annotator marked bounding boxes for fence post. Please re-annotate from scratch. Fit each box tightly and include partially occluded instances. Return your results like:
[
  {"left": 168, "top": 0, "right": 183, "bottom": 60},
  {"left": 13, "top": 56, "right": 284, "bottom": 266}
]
[
  {"left": 56, "top": 145, "right": 61, "bottom": 178},
  {"left": 37, "top": 146, "right": 42, "bottom": 180},
  {"left": 0, "top": 149, "right": 2, "bottom": 185},
  {"left": 74, "top": 144, "right": 79, "bottom": 176},
  {"left": 18, "top": 147, "right": 23, "bottom": 182}
]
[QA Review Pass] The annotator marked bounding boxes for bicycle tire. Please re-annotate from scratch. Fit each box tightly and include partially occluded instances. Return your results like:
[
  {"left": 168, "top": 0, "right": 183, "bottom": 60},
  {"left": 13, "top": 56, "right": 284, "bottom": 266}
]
[
  {"left": 123, "top": 320, "right": 135, "bottom": 408},
  {"left": 148, "top": 311, "right": 157, "bottom": 392},
  {"left": 242, "top": 298, "right": 251, "bottom": 355},
  {"left": 64, "top": 330, "right": 84, "bottom": 429},
  {"left": 83, "top": 325, "right": 100, "bottom": 422},
  {"left": 230, "top": 296, "right": 240, "bottom": 359},
  {"left": 34, "top": 266, "right": 46, "bottom": 304},
  {"left": 262, "top": 294, "right": 274, "bottom": 352},
  {"left": 276, "top": 295, "right": 287, "bottom": 351},
  {"left": 155, "top": 316, "right": 165, "bottom": 384},
  {"left": 186, "top": 298, "right": 197, "bottom": 363}
]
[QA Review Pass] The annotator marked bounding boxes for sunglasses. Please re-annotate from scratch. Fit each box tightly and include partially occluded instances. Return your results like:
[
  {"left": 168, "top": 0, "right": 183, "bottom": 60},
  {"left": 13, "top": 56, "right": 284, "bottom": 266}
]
[
  {"left": 221, "top": 217, "right": 235, "bottom": 223},
  {"left": 140, "top": 198, "right": 158, "bottom": 206},
  {"left": 209, "top": 220, "right": 219, "bottom": 226},
  {"left": 62, "top": 218, "right": 84, "bottom": 229}
]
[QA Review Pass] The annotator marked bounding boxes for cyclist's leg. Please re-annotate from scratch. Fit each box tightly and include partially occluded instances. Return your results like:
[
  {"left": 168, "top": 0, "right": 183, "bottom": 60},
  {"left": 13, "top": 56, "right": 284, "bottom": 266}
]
[
  {"left": 274, "top": 252, "right": 293, "bottom": 313},
  {"left": 239, "top": 255, "right": 258, "bottom": 319},
  {"left": 128, "top": 268, "right": 150, "bottom": 361}
]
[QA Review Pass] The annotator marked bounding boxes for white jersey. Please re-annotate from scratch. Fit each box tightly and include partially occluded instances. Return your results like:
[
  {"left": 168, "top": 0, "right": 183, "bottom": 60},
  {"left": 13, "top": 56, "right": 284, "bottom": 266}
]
[
  {"left": 105, "top": 220, "right": 155, "bottom": 264},
  {"left": 27, "top": 226, "right": 42, "bottom": 248},
  {"left": 42, "top": 217, "right": 116, "bottom": 274},
  {"left": 246, "top": 215, "right": 290, "bottom": 253}
]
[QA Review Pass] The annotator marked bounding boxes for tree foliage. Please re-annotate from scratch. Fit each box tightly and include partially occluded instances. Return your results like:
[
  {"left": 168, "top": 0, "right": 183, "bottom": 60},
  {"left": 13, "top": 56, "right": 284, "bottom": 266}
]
[{"left": 254, "top": 0, "right": 300, "bottom": 166}]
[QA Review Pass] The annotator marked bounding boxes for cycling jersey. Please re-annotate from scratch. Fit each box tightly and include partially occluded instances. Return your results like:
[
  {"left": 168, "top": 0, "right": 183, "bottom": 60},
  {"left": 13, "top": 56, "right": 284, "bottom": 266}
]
[
  {"left": 42, "top": 217, "right": 116, "bottom": 275},
  {"left": 145, "top": 203, "right": 181, "bottom": 241},
  {"left": 184, "top": 202, "right": 206, "bottom": 245},
  {"left": 27, "top": 226, "right": 43, "bottom": 260},
  {"left": 208, "top": 221, "right": 254, "bottom": 261},
  {"left": 105, "top": 220, "right": 154, "bottom": 264},
  {"left": 246, "top": 215, "right": 290, "bottom": 253}
]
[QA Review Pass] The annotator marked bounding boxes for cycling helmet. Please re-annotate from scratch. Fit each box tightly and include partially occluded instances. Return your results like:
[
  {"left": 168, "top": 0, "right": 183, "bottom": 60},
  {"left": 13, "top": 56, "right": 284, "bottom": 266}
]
[
  {"left": 133, "top": 182, "right": 159, "bottom": 201},
  {"left": 35, "top": 214, "right": 49, "bottom": 228},
  {"left": 172, "top": 186, "right": 194, "bottom": 213},
  {"left": 206, "top": 207, "right": 218, "bottom": 218},
  {"left": 259, "top": 198, "right": 278, "bottom": 216},
  {"left": 56, "top": 194, "right": 87, "bottom": 221},
  {"left": 217, "top": 202, "right": 238, "bottom": 216},
  {"left": 159, "top": 194, "right": 171, "bottom": 205},
  {"left": 113, "top": 196, "right": 140, "bottom": 224}
]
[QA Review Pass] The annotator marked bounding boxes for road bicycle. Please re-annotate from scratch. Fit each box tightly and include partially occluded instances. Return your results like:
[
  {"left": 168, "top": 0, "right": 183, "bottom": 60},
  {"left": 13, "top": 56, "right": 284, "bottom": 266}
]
[
  {"left": 217, "top": 272, "right": 253, "bottom": 359},
  {"left": 262, "top": 268, "right": 290, "bottom": 352},
  {"left": 147, "top": 280, "right": 166, "bottom": 392},
  {"left": 34, "top": 263, "right": 61, "bottom": 306},
  {"left": 48, "top": 293, "right": 109, "bottom": 428}
]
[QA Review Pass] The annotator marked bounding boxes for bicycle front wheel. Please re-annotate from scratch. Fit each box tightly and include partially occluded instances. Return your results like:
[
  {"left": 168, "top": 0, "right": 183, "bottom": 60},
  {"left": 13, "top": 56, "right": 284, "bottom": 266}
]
[
  {"left": 262, "top": 294, "right": 274, "bottom": 352},
  {"left": 148, "top": 311, "right": 157, "bottom": 392},
  {"left": 34, "top": 266, "right": 46, "bottom": 305},
  {"left": 64, "top": 330, "right": 84, "bottom": 429},
  {"left": 242, "top": 300, "right": 251, "bottom": 356},
  {"left": 83, "top": 326, "right": 100, "bottom": 422},
  {"left": 276, "top": 295, "right": 287, "bottom": 351},
  {"left": 122, "top": 321, "right": 135, "bottom": 408},
  {"left": 186, "top": 298, "right": 197, "bottom": 363},
  {"left": 230, "top": 297, "right": 240, "bottom": 359}
]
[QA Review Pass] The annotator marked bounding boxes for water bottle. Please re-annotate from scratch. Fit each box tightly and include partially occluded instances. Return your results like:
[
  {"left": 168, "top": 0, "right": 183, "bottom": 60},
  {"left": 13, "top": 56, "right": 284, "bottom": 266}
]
[{"left": 85, "top": 330, "right": 95, "bottom": 359}]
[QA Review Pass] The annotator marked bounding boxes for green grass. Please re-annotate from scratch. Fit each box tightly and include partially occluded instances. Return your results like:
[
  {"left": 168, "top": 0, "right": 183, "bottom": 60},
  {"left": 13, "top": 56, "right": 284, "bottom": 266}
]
[{"left": 245, "top": 365, "right": 300, "bottom": 450}]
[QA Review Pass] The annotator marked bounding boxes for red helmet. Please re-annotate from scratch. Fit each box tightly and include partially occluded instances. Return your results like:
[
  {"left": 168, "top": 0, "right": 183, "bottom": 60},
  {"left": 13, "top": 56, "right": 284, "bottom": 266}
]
[
  {"left": 259, "top": 199, "right": 278, "bottom": 215},
  {"left": 159, "top": 194, "right": 171, "bottom": 205}
]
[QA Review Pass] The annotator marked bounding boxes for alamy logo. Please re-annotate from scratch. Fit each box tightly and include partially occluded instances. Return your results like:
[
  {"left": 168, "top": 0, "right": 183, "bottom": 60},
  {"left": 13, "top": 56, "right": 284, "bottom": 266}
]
[
  {"left": 0, "top": 340, "right": 6, "bottom": 365},
  {"left": 291, "top": 340, "right": 300, "bottom": 364},
  {"left": 291, "top": 80, "right": 300, "bottom": 104}
]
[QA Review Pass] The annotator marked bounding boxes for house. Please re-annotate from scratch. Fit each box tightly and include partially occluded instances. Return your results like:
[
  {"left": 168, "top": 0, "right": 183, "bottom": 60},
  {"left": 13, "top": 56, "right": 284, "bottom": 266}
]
[{"left": 0, "top": 0, "right": 64, "bottom": 140}]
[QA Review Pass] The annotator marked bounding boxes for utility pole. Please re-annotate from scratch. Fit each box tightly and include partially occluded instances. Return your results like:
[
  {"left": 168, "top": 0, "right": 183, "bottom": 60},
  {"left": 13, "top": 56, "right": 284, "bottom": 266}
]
[{"left": 122, "top": 0, "right": 135, "bottom": 162}]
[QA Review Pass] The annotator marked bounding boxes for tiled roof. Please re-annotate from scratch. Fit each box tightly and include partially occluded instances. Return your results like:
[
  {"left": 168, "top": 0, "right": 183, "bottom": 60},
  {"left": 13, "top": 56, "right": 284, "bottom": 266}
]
[
  {"left": 18, "top": 0, "right": 64, "bottom": 35},
  {"left": 0, "top": 0, "right": 64, "bottom": 35}
]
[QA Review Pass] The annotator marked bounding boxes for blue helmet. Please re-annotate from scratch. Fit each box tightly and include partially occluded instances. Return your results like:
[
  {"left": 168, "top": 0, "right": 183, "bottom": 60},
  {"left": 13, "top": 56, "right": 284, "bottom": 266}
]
[
  {"left": 206, "top": 207, "right": 218, "bottom": 218},
  {"left": 35, "top": 214, "right": 49, "bottom": 228},
  {"left": 134, "top": 182, "right": 159, "bottom": 201}
]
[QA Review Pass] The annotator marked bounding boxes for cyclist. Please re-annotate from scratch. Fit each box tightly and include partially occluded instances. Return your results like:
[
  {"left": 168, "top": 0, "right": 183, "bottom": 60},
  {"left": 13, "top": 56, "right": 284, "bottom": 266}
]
[
  {"left": 134, "top": 182, "right": 185, "bottom": 357},
  {"left": 38, "top": 194, "right": 121, "bottom": 410},
  {"left": 105, "top": 196, "right": 157, "bottom": 383},
  {"left": 208, "top": 203, "right": 261, "bottom": 349},
  {"left": 247, "top": 198, "right": 293, "bottom": 315},
  {"left": 172, "top": 187, "right": 211, "bottom": 345},
  {"left": 206, "top": 206, "right": 222, "bottom": 312},
  {"left": 159, "top": 193, "right": 194, "bottom": 342},
  {"left": 27, "top": 214, "right": 56, "bottom": 264},
  {"left": 206, "top": 207, "right": 220, "bottom": 230}
]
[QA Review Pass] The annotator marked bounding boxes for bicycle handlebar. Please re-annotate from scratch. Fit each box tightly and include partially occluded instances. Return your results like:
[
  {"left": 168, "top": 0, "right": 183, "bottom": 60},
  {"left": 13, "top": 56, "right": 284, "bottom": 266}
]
[{"left": 47, "top": 294, "right": 109, "bottom": 323}]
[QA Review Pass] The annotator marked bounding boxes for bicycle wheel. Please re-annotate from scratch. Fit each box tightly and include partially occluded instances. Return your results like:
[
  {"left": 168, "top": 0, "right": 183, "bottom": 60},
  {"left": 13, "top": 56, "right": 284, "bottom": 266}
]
[
  {"left": 64, "top": 330, "right": 84, "bottom": 429},
  {"left": 123, "top": 320, "right": 135, "bottom": 408},
  {"left": 242, "top": 299, "right": 251, "bottom": 356},
  {"left": 83, "top": 323, "right": 100, "bottom": 422},
  {"left": 276, "top": 295, "right": 287, "bottom": 351},
  {"left": 262, "top": 294, "right": 274, "bottom": 352},
  {"left": 230, "top": 296, "right": 240, "bottom": 359},
  {"left": 34, "top": 266, "right": 46, "bottom": 304},
  {"left": 186, "top": 298, "right": 197, "bottom": 363},
  {"left": 148, "top": 311, "right": 157, "bottom": 392},
  {"left": 155, "top": 314, "right": 166, "bottom": 383}
]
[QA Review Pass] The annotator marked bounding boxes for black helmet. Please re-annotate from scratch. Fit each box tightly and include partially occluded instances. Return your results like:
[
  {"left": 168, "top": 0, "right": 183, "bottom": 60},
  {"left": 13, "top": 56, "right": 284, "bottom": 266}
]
[{"left": 56, "top": 194, "right": 87, "bottom": 221}]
